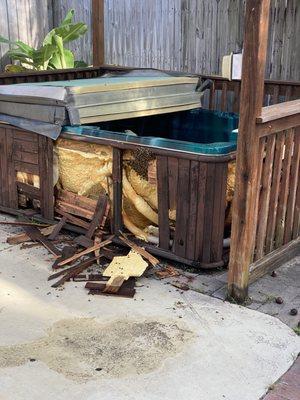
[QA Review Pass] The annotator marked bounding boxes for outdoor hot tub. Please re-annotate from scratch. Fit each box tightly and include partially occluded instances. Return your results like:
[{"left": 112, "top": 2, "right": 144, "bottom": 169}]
[{"left": 55, "top": 108, "right": 238, "bottom": 268}]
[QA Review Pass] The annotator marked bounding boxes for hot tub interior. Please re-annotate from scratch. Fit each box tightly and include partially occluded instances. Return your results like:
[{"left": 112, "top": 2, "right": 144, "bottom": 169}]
[{"left": 63, "top": 108, "right": 239, "bottom": 155}]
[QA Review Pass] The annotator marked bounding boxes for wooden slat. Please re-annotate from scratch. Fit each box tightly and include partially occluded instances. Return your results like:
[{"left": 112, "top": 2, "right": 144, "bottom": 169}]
[
  {"left": 186, "top": 161, "right": 200, "bottom": 259},
  {"left": 13, "top": 150, "right": 38, "bottom": 165},
  {"left": 38, "top": 135, "right": 54, "bottom": 220},
  {"left": 14, "top": 160, "right": 39, "bottom": 175},
  {"left": 265, "top": 132, "right": 285, "bottom": 253},
  {"left": 202, "top": 163, "right": 216, "bottom": 263},
  {"left": 292, "top": 171, "right": 300, "bottom": 239},
  {"left": 17, "top": 181, "right": 40, "bottom": 199},
  {"left": 6, "top": 128, "right": 18, "bottom": 209},
  {"left": 255, "top": 135, "right": 276, "bottom": 260},
  {"left": 194, "top": 162, "right": 207, "bottom": 260},
  {"left": 85, "top": 195, "right": 108, "bottom": 239},
  {"left": 272, "top": 85, "right": 280, "bottom": 105},
  {"left": 210, "top": 163, "right": 228, "bottom": 263},
  {"left": 13, "top": 139, "right": 38, "bottom": 153},
  {"left": 249, "top": 237, "right": 300, "bottom": 284},
  {"left": 256, "top": 99, "right": 300, "bottom": 123},
  {"left": 0, "top": 127, "right": 9, "bottom": 206},
  {"left": 233, "top": 82, "right": 240, "bottom": 113},
  {"left": 284, "top": 130, "right": 300, "bottom": 243},
  {"left": 274, "top": 129, "right": 294, "bottom": 248},
  {"left": 174, "top": 159, "right": 190, "bottom": 258},
  {"left": 208, "top": 82, "right": 215, "bottom": 110},
  {"left": 257, "top": 113, "right": 300, "bottom": 137},
  {"left": 157, "top": 156, "right": 170, "bottom": 250},
  {"left": 167, "top": 157, "right": 178, "bottom": 211},
  {"left": 112, "top": 147, "right": 123, "bottom": 234},
  {"left": 221, "top": 82, "right": 227, "bottom": 111},
  {"left": 12, "top": 130, "right": 38, "bottom": 142},
  {"left": 56, "top": 189, "right": 97, "bottom": 212}
]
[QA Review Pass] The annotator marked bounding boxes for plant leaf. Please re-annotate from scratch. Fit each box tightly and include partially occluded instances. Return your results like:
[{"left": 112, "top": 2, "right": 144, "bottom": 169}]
[
  {"left": 74, "top": 60, "right": 88, "bottom": 68},
  {"left": 60, "top": 9, "right": 75, "bottom": 26}
]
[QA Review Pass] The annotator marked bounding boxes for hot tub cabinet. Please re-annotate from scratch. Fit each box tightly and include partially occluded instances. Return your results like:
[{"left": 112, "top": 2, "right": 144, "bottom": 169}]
[{"left": 0, "top": 107, "right": 237, "bottom": 269}]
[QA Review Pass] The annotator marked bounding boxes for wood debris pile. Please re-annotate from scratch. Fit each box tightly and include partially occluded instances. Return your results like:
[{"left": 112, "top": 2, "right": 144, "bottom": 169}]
[{"left": 5, "top": 192, "right": 161, "bottom": 298}]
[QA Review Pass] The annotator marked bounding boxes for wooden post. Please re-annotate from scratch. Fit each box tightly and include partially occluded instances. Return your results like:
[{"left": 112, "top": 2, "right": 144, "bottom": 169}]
[
  {"left": 92, "top": 0, "right": 105, "bottom": 66},
  {"left": 228, "top": 0, "right": 271, "bottom": 302}
]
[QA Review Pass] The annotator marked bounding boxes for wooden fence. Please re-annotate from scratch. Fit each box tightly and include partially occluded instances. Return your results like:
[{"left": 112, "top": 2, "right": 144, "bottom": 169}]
[{"left": 0, "top": 0, "right": 299, "bottom": 81}]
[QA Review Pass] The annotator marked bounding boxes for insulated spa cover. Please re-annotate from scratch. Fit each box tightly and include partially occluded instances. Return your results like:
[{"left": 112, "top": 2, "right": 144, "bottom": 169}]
[{"left": 0, "top": 69, "right": 202, "bottom": 139}]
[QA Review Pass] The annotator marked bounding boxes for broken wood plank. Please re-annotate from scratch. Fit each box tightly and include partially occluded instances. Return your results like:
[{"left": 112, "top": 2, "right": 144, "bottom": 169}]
[
  {"left": 57, "top": 236, "right": 114, "bottom": 267},
  {"left": 7, "top": 224, "right": 56, "bottom": 245},
  {"left": 86, "top": 278, "right": 136, "bottom": 298},
  {"left": 85, "top": 195, "right": 108, "bottom": 239},
  {"left": 24, "top": 226, "right": 61, "bottom": 257},
  {"left": 0, "top": 220, "right": 49, "bottom": 227},
  {"left": 55, "top": 207, "right": 90, "bottom": 230},
  {"left": 103, "top": 276, "right": 126, "bottom": 293},
  {"left": 51, "top": 256, "right": 99, "bottom": 288},
  {"left": 119, "top": 232, "right": 160, "bottom": 267},
  {"left": 48, "top": 216, "right": 67, "bottom": 240},
  {"left": 52, "top": 246, "right": 77, "bottom": 270}
]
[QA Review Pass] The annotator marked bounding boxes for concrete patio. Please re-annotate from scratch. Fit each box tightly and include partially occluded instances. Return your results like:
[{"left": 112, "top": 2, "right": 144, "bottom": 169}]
[{"left": 0, "top": 215, "right": 299, "bottom": 400}]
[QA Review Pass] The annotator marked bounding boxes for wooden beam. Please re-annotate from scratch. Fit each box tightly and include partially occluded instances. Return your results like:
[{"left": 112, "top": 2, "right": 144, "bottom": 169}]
[
  {"left": 228, "top": 0, "right": 271, "bottom": 303},
  {"left": 92, "top": 0, "right": 105, "bottom": 66},
  {"left": 249, "top": 237, "right": 300, "bottom": 284}
]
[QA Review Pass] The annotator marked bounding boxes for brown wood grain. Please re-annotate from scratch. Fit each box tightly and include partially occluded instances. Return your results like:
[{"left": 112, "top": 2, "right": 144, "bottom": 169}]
[
  {"left": 228, "top": 0, "right": 271, "bottom": 302},
  {"left": 274, "top": 129, "right": 294, "bottom": 248},
  {"left": 284, "top": 130, "right": 300, "bottom": 243},
  {"left": 255, "top": 135, "right": 276, "bottom": 260},
  {"left": 174, "top": 159, "right": 190, "bottom": 258},
  {"left": 157, "top": 156, "right": 170, "bottom": 250},
  {"left": 38, "top": 135, "right": 54, "bottom": 220}
]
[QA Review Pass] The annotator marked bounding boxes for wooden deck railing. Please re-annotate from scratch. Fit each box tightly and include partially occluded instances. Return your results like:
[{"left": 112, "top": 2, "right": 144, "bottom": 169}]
[
  {"left": 229, "top": 99, "right": 300, "bottom": 296},
  {"left": 201, "top": 75, "right": 300, "bottom": 113},
  {"left": 248, "top": 101, "right": 300, "bottom": 282}
]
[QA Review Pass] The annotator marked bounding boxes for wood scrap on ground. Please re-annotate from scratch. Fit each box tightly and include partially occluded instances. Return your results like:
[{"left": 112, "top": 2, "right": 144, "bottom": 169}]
[
  {"left": 24, "top": 226, "right": 61, "bottom": 257},
  {"left": 7, "top": 224, "right": 56, "bottom": 244},
  {"left": 155, "top": 265, "right": 180, "bottom": 279},
  {"left": 119, "top": 231, "right": 160, "bottom": 267}
]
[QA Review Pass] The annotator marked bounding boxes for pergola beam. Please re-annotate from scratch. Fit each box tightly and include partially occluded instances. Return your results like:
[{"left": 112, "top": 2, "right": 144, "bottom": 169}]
[{"left": 92, "top": 0, "right": 105, "bottom": 66}]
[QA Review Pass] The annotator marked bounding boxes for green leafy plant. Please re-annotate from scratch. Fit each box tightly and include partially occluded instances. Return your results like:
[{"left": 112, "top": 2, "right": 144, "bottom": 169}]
[{"left": 0, "top": 9, "right": 88, "bottom": 72}]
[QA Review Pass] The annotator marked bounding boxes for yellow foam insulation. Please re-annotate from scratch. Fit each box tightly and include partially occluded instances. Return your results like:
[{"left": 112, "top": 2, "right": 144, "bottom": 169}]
[
  {"left": 103, "top": 250, "right": 148, "bottom": 279},
  {"left": 54, "top": 138, "right": 236, "bottom": 241}
]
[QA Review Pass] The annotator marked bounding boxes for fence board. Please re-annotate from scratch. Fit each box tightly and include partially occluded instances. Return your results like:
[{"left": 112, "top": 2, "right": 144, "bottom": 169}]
[{"left": 0, "top": 1, "right": 299, "bottom": 80}]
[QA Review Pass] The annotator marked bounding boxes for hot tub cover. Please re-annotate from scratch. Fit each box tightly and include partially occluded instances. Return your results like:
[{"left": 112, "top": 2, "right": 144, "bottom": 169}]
[{"left": 0, "top": 69, "right": 202, "bottom": 139}]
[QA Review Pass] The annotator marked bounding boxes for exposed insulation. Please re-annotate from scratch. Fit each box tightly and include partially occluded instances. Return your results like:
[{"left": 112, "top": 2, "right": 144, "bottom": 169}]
[{"left": 54, "top": 138, "right": 236, "bottom": 239}]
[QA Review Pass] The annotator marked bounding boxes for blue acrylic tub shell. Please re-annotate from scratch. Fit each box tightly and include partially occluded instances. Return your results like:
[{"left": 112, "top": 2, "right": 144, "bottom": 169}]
[{"left": 62, "top": 109, "right": 239, "bottom": 156}]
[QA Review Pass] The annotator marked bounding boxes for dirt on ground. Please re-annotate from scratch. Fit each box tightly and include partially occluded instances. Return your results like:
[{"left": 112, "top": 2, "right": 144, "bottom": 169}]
[{"left": 0, "top": 317, "right": 194, "bottom": 381}]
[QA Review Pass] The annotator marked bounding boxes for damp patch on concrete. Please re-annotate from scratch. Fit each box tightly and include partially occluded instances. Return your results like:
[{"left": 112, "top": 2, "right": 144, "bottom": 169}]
[{"left": 0, "top": 318, "right": 194, "bottom": 381}]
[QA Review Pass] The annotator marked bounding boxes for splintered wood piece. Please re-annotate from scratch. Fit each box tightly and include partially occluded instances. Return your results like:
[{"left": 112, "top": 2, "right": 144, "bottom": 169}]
[
  {"left": 52, "top": 246, "right": 77, "bottom": 270},
  {"left": 86, "top": 277, "right": 136, "bottom": 298},
  {"left": 48, "top": 216, "right": 67, "bottom": 240},
  {"left": 51, "top": 256, "right": 99, "bottom": 288},
  {"left": 73, "top": 274, "right": 108, "bottom": 282},
  {"left": 48, "top": 256, "right": 98, "bottom": 281},
  {"left": 7, "top": 225, "right": 56, "bottom": 245},
  {"left": 85, "top": 194, "right": 108, "bottom": 239},
  {"left": 74, "top": 235, "right": 94, "bottom": 248},
  {"left": 0, "top": 221, "right": 49, "bottom": 227},
  {"left": 55, "top": 207, "right": 90, "bottom": 229},
  {"left": 103, "top": 276, "right": 126, "bottom": 293},
  {"left": 24, "top": 226, "right": 61, "bottom": 257},
  {"left": 57, "top": 236, "right": 114, "bottom": 267},
  {"left": 119, "top": 232, "right": 160, "bottom": 267}
]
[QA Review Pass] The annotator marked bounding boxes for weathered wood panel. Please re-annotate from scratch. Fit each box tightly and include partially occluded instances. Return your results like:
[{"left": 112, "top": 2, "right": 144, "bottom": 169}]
[
  {"left": 104, "top": 0, "right": 299, "bottom": 81},
  {"left": 1, "top": 1, "right": 299, "bottom": 80}
]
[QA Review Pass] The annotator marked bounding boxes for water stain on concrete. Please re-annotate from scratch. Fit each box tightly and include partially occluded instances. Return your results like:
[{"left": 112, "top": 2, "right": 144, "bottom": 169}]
[{"left": 0, "top": 318, "right": 194, "bottom": 381}]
